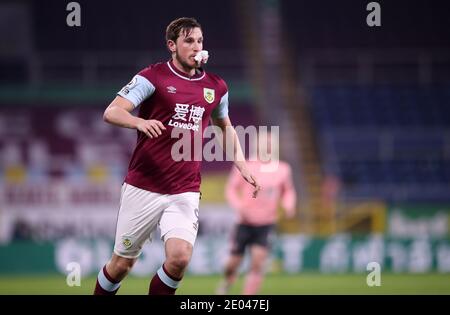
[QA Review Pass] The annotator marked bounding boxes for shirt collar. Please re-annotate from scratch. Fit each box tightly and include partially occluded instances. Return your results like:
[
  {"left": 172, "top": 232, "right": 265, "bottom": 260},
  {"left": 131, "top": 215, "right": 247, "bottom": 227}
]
[{"left": 167, "top": 59, "right": 206, "bottom": 81}]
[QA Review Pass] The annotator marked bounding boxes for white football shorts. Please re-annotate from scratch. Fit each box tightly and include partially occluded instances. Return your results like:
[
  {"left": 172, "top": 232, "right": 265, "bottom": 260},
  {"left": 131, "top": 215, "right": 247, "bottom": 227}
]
[{"left": 113, "top": 183, "right": 200, "bottom": 258}]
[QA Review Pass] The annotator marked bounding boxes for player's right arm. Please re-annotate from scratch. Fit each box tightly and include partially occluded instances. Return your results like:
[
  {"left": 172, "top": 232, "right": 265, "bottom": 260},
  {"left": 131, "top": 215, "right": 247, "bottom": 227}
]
[
  {"left": 103, "top": 72, "right": 166, "bottom": 138},
  {"left": 103, "top": 96, "right": 166, "bottom": 138}
]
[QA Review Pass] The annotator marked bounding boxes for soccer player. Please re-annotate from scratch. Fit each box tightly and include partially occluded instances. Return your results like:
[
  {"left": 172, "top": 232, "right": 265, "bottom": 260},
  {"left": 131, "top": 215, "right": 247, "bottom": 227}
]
[
  {"left": 216, "top": 133, "right": 297, "bottom": 295},
  {"left": 93, "top": 17, "right": 260, "bottom": 295}
]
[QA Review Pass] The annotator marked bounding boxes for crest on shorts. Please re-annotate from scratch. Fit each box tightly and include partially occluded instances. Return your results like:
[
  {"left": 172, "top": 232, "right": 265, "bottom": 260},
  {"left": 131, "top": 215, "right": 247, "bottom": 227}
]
[
  {"left": 122, "top": 237, "right": 132, "bottom": 249},
  {"left": 203, "top": 88, "right": 215, "bottom": 104}
]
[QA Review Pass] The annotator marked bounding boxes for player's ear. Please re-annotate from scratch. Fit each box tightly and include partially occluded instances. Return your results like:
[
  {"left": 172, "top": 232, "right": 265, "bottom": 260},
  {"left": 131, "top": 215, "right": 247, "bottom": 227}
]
[{"left": 167, "top": 40, "right": 176, "bottom": 53}]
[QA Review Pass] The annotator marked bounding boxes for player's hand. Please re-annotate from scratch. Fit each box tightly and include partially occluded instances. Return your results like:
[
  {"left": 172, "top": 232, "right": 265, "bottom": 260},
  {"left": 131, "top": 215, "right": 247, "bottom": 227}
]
[
  {"left": 240, "top": 168, "right": 261, "bottom": 198},
  {"left": 136, "top": 118, "right": 166, "bottom": 138}
]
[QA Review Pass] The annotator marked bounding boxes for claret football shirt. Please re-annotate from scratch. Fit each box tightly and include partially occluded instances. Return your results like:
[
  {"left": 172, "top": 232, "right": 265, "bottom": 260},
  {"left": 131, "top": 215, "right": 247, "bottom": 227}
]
[{"left": 117, "top": 60, "right": 229, "bottom": 194}]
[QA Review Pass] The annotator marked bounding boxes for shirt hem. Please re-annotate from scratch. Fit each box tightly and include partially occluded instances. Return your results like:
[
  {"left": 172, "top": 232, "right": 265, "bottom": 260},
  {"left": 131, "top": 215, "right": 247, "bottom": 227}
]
[{"left": 124, "top": 178, "right": 200, "bottom": 195}]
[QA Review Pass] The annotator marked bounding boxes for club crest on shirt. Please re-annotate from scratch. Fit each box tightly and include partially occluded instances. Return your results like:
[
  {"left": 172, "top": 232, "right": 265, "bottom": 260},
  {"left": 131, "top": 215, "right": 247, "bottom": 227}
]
[
  {"left": 203, "top": 88, "right": 215, "bottom": 104},
  {"left": 122, "top": 237, "right": 132, "bottom": 249}
]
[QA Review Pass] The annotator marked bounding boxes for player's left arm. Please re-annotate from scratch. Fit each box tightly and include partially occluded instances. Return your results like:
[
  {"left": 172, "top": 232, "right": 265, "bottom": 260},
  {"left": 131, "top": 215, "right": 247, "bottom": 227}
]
[{"left": 211, "top": 116, "right": 261, "bottom": 198}]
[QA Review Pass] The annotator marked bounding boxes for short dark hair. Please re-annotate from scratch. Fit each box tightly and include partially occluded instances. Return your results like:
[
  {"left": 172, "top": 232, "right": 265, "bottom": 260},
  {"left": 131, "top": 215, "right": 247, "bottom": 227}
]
[{"left": 166, "top": 17, "right": 202, "bottom": 42}]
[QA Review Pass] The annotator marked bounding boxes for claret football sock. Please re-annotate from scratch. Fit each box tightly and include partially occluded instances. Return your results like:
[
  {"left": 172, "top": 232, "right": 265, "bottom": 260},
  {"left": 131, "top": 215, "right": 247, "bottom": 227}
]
[
  {"left": 148, "top": 264, "right": 182, "bottom": 295},
  {"left": 94, "top": 265, "right": 121, "bottom": 295}
]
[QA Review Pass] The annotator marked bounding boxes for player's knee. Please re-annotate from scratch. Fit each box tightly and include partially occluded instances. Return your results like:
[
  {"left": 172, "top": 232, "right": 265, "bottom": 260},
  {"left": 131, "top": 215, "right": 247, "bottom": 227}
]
[
  {"left": 250, "top": 267, "right": 263, "bottom": 274},
  {"left": 249, "top": 261, "right": 264, "bottom": 273},
  {"left": 170, "top": 256, "right": 190, "bottom": 271},
  {"left": 225, "top": 266, "right": 236, "bottom": 277},
  {"left": 112, "top": 259, "right": 134, "bottom": 275},
  {"left": 167, "top": 252, "right": 191, "bottom": 271}
]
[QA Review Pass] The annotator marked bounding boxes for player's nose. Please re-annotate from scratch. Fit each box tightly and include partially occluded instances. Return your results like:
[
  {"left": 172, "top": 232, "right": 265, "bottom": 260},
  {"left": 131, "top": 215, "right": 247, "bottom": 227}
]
[{"left": 193, "top": 42, "right": 201, "bottom": 52}]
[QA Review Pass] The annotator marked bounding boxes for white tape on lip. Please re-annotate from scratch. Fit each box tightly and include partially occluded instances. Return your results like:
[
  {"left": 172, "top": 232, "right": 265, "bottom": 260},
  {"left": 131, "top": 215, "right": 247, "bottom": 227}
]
[{"left": 194, "top": 50, "right": 209, "bottom": 64}]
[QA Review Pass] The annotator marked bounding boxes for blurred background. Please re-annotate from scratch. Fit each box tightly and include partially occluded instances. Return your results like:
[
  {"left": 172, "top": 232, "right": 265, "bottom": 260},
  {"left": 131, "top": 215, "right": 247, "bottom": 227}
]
[{"left": 0, "top": 0, "right": 450, "bottom": 294}]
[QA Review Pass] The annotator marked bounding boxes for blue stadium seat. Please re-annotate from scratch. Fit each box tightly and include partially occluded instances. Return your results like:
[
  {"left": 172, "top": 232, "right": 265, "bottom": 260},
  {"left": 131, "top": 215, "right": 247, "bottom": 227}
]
[{"left": 311, "top": 85, "right": 450, "bottom": 202}]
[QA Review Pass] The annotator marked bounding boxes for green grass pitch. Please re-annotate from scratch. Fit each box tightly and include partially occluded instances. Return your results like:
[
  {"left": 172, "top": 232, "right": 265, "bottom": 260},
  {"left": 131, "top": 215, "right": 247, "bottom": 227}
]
[{"left": 0, "top": 273, "right": 449, "bottom": 295}]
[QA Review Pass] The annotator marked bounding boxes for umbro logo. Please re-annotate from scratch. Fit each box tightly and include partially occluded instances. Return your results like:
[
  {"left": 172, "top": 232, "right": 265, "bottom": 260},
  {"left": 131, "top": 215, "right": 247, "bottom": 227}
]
[{"left": 167, "top": 86, "right": 177, "bottom": 94}]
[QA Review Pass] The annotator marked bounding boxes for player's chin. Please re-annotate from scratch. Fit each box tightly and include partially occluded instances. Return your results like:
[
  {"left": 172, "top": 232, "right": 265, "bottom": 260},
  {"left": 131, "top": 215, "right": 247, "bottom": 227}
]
[
  {"left": 188, "top": 57, "right": 199, "bottom": 68},
  {"left": 190, "top": 60, "right": 200, "bottom": 68}
]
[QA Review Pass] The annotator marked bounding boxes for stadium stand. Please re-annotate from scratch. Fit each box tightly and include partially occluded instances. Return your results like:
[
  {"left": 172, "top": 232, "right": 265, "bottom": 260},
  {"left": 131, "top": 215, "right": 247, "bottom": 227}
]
[{"left": 310, "top": 85, "right": 450, "bottom": 202}]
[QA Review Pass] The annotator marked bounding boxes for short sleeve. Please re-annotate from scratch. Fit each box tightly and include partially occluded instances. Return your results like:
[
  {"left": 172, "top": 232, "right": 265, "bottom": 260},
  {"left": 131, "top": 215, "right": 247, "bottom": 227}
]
[
  {"left": 211, "top": 91, "right": 229, "bottom": 119},
  {"left": 117, "top": 74, "right": 155, "bottom": 107}
]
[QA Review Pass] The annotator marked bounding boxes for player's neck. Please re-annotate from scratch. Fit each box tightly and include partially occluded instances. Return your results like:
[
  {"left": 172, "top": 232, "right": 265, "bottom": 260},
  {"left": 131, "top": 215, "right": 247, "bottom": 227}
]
[{"left": 172, "top": 58, "right": 196, "bottom": 77}]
